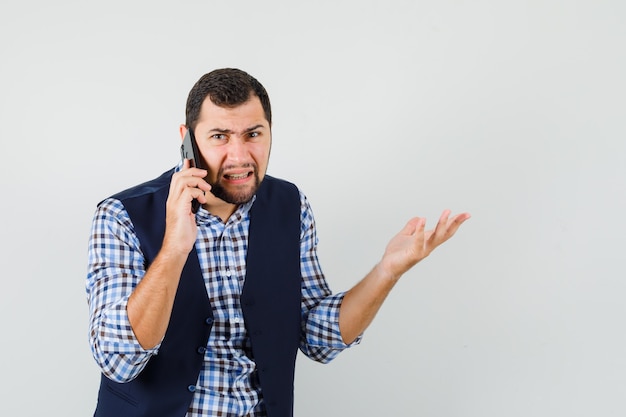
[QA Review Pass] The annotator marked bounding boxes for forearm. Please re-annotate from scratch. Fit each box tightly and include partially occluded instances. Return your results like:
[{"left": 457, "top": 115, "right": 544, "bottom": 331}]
[
  {"left": 338, "top": 262, "right": 398, "bottom": 344},
  {"left": 127, "top": 248, "right": 188, "bottom": 349}
]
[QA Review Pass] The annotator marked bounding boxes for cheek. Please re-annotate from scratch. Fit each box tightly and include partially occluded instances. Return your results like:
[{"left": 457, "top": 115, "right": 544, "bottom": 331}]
[
  {"left": 252, "top": 144, "right": 271, "bottom": 165},
  {"left": 199, "top": 151, "right": 224, "bottom": 175},
  {"left": 254, "top": 153, "right": 270, "bottom": 173}
]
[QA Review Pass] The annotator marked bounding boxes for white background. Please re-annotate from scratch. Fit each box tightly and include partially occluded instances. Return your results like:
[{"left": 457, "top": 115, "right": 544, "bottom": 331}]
[{"left": 1, "top": 1, "right": 625, "bottom": 416}]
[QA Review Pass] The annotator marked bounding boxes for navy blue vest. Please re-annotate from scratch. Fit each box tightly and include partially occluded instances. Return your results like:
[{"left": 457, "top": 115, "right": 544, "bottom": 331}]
[{"left": 94, "top": 169, "right": 302, "bottom": 417}]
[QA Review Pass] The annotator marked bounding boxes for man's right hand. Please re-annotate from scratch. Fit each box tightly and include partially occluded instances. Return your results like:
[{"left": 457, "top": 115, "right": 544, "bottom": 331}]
[{"left": 162, "top": 159, "right": 212, "bottom": 256}]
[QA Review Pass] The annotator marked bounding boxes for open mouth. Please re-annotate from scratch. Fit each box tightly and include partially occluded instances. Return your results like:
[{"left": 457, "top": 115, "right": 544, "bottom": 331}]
[{"left": 224, "top": 172, "right": 253, "bottom": 181}]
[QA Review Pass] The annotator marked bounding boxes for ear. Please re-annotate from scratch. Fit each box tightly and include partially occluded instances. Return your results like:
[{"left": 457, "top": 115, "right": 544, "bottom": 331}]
[{"left": 179, "top": 124, "right": 188, "bottom": 141}]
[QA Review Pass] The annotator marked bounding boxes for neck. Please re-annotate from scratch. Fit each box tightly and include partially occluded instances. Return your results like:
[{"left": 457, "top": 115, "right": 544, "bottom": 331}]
[{"left": 204, "top": 201, "right": 238, "bottom": 223}]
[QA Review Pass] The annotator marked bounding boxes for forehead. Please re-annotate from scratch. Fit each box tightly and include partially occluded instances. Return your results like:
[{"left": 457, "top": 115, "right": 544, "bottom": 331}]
[{"left": 197, "top": 95, "right": 268, "bottom": 129}]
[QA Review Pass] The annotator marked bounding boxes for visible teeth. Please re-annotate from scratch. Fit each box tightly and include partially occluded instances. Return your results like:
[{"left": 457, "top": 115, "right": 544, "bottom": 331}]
[{"left": 227, "top": 173, "right": 248, "bottom": 180}]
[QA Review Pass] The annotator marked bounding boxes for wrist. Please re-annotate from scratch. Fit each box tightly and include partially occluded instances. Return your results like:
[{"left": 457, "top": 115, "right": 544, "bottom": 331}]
[
  {"left": 373, "top": 261, "right": 401, "bottom": 286},
  {"left": 158, "top": 239, "right": 192, "bottom": 265}
]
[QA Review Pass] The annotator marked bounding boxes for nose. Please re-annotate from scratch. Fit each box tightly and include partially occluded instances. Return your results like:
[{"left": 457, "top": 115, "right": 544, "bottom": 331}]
[{"left": 226, "top": 138, "right": 248, "bottom": 163}]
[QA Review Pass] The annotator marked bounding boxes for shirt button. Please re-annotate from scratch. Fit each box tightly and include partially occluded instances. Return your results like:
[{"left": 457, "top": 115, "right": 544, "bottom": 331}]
[
  {"left": 205, "top": 317, "right": 214, "bottom": 325},
  {"left": 233, "top": 315, "right": 242, "bottom": 324},
  {"left": 197, "top": 346, "right": 207, "bottom": 354},
  {"left": 188, "top": 385, "right": 196, "bottom": 392}
]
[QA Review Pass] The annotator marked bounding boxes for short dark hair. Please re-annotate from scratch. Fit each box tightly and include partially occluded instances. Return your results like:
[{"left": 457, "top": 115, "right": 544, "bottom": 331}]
[{"left": 185, "top": 68, "right": 272, "bottom": 131}]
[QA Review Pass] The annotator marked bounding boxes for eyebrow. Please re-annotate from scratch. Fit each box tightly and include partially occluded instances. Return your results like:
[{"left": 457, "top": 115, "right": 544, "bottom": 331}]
[{"left": 208, "top": 124, "right": 266, "bottom": 135}]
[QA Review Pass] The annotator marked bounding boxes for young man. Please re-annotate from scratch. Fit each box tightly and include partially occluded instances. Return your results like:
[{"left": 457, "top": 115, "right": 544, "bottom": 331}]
[{"left": 86, "top": 68, "right": 470, "bottom": 417}]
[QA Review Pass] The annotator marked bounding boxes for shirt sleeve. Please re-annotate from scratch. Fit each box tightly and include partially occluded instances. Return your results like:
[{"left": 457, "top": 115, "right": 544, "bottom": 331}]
[
  {"left": 85, "top": 198, "right": 160, "bottom": 383},
  {"left": 298, "top": 192, "right": 362, "bottom": 363}
]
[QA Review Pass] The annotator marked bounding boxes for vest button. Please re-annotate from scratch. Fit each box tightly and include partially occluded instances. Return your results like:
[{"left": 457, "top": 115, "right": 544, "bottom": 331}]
[
  {"left": 188, "top": 385, "right": 196, "bottom": 392},
  {"left": 205, "top": 317, "right": 214, "bottom": 325},
  {"left": 197, "top": 346, "right": 207, "bottom": 354}
]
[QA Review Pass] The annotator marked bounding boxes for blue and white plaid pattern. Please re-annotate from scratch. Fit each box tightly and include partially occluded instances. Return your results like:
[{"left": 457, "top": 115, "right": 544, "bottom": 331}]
[{"left": 86, "top": 183, "right": 358, "bottom": 416}]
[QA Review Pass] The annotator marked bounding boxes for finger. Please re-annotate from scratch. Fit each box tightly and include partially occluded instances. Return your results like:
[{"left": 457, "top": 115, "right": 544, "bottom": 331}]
[
  {"left": 174, "top": 171, "right": 209, "bottom": 187},
  {"left": 444, "top": 213, "right": 471, "bottom": 237},
  {"left": 432, "top": 213, "right": 470, "bottom": 245},
  {"left": 181, "top": 167, "right": 208, "bottom": 178},
  {"left": 170, "top": 175, "right": 211, "bottom": 202},
  {"left": 188, "top": 187, "right": 208, "bottom": 205},
  {"left": 178, "top": 160, "right": 207, "bottom": 179},
  {"left": 415, "top": 217, "right": 426, "bottom": 251},
  {"left": 185, "top": 180, "right": 212, "bottom": 201},
  {"left": 193, "top": 177, "right": 212, "bottom": 193},
  {"left": 400, "top": 217, "right": 422, "bottom": 236},
  {"left": 428, "top": 209, "right": 450, "bottom": 245}
]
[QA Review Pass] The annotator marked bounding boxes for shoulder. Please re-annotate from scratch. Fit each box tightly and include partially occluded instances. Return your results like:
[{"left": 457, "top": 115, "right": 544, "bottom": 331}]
[
  {"left": 260, "top": 175, "right": 311, "bottom": 206},
  {"left": 260, "top": 175, "right": 298, "bottom": 191},
  {"left": 256, "top": 175, "right": 300, "bottom": 201},
  {"left": 106, "top": 168, "right": 175, "bottom": 204},
  {"left": 258, "top": 176, "right": 314, "bottom": 226}
]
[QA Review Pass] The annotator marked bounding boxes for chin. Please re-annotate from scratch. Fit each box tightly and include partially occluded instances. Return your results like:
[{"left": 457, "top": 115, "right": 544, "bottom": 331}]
[{"left": 213, "top": 179, "right": 261, "bottom": 205}]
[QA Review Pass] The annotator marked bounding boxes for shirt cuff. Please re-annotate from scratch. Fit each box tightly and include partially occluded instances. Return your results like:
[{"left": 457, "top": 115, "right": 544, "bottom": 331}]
[
  {"left": 99, "top": 297, "right": 162, "bottom": 356},
  {"left": 305, "top": 291, "right": 363, "bottom": 349}
]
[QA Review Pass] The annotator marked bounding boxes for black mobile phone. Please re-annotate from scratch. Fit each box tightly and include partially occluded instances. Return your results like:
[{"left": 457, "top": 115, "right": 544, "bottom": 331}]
[{"left": 180, "top": 129, "right": 203, "bottom": 213}]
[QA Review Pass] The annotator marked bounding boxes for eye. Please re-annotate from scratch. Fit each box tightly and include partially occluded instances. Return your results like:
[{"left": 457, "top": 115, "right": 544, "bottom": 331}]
[
  {"left": 211, "top": 134, "right": 226, "bottom": 140},
  {"left": 248, "top": 131, "right": 260, "bottom": 138}
]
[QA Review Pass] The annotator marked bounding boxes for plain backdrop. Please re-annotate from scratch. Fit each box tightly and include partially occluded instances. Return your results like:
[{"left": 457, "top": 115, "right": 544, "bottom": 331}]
[{"left": 1, "top": 1, "right": 625, "bottom": 416}]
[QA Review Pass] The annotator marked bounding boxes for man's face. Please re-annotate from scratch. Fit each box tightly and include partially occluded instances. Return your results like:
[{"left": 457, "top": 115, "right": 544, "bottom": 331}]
[{"left": 192, "top": 95, "right": 271, "bottom": 205}]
